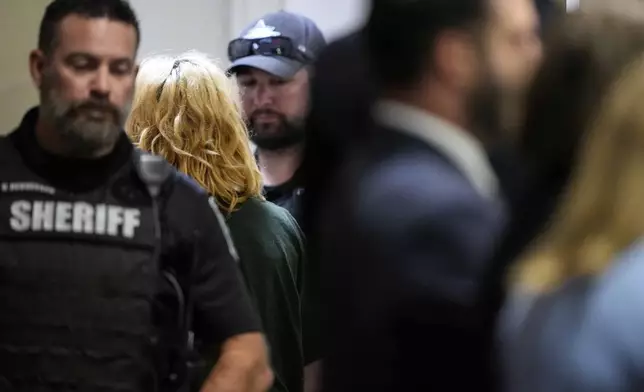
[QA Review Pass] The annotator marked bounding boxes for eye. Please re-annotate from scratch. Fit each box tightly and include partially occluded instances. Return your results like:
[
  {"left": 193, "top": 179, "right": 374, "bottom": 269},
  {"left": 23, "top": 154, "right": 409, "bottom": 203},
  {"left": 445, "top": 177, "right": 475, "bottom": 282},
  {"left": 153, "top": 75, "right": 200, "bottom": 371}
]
[
  {"left": 65, "top": 54, "right": 99, "bottom": 72},
  {"left": 111, "top": 60, "right": 134, "bottom": 76},
  {"left": 270, "top": 78, "right": 287, "bottom": 86},
  {"left": 70, "top": 58, "right": 93, "bottom": 71},
  {"left": 238, "top": 78, "right": 256, "bottom": 87}
]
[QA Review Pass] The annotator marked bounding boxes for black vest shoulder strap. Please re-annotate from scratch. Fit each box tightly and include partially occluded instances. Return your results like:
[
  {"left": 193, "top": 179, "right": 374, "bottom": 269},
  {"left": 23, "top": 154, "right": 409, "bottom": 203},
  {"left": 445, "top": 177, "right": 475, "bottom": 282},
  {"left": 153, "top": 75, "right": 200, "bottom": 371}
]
[{"left": 130, "top": 151, "right": 194, "bottom": 389}]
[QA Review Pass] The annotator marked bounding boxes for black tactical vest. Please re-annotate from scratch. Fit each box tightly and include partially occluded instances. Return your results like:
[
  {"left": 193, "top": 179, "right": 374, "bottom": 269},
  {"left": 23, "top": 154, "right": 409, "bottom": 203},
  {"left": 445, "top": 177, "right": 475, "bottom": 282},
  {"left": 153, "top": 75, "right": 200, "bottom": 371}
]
[{"left": 0, "top": 137, "right": 165, "bottom": 391}]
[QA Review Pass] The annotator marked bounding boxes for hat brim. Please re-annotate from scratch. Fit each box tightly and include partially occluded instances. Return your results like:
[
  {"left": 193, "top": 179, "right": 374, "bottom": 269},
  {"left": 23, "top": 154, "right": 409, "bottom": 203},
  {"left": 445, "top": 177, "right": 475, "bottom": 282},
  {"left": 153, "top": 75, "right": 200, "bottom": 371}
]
[{"left": 228, "top": 55, "right": 303, "bottom": 79}]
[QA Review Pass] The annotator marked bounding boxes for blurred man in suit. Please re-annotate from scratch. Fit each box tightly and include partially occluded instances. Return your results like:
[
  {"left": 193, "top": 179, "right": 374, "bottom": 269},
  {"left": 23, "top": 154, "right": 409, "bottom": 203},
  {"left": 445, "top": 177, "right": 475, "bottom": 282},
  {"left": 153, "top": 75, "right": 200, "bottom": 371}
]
[
  {"left": 298, "top": 29, "right": 375, "bottom": 392},
  {"left": 317, "top": 0, "right": 542, "bottom": 391}
]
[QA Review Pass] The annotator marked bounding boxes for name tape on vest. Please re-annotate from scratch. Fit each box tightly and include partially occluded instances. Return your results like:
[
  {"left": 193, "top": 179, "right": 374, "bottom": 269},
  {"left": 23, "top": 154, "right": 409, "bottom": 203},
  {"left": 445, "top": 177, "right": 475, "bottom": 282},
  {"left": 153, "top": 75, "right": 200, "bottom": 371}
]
[
  {"left": 0, "top": 183, "right": 155, "bottom": 247},
  {"left": 10, "top": 200, "right": 140, "bottom": 238}
]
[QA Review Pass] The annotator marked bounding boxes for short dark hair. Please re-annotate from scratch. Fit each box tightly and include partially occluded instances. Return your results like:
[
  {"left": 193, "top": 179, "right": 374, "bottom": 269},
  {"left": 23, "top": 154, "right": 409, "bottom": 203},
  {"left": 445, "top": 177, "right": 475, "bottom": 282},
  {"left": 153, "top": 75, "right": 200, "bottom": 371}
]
[
  {"left": 521, "top": 11, "right": 644, "bottom": 176},
  {"left": 39, "top": 0, "right": 141, "bottom": 55},
  {"left": 365, "top": 0, "right": 489, "bottom": 89}
]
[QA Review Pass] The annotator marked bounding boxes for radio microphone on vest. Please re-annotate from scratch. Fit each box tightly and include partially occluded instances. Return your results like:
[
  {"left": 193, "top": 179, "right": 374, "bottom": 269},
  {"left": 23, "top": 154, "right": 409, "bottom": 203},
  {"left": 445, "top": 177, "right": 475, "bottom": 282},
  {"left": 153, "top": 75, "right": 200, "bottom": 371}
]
[
  {"left": 136, "top": 153, "right": 173, "bottom": 198},
  {"left": 134, "top": 152, "right": 191, "bottom": 391}
]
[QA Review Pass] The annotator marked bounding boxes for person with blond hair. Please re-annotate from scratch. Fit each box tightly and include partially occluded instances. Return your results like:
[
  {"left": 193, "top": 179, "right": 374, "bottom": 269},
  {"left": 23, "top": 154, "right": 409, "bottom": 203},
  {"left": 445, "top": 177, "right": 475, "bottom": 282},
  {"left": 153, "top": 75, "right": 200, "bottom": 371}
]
[
  {"left": 500, "top": 12, "right": 644, "bottom": 392},
  {"left": 126, "top": 51, "right": 306, "bottom": 392}
]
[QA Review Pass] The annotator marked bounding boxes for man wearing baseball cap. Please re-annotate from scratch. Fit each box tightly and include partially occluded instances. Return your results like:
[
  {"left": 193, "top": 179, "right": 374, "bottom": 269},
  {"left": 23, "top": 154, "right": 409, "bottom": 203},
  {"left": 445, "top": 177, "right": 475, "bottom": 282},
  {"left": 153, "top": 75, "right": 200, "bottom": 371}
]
[
  {"left": 228, "top": 10, "right": 327, "bottom": 392},
  {"left": 228, "top": 11, "right": 326, "bottom": 224}
]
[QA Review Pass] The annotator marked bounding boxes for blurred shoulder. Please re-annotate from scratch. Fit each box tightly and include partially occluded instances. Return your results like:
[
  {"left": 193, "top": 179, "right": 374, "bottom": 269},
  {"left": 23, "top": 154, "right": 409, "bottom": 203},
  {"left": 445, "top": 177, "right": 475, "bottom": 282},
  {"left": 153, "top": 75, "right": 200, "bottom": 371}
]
[
  {"left": 590, "top": 238, "right": 644, "bottom": 345},
  {"left": 355, "top": 150, "right": 492, "bottom": 229}
]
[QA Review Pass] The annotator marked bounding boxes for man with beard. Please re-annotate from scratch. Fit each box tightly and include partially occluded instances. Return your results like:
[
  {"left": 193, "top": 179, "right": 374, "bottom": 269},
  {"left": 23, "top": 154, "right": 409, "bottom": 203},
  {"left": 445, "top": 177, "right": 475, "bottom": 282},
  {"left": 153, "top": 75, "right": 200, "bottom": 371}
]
[
  {"left": 227, "top": 12, "right": 327, "bottom": 381},
  {"left": 227, "top": 11, "right": 327, "bottom": 225},
  {"left": 0, "top": 1, "right": 272, "bottom": 391},
  {"left": 318, "top": 0, "right": 542, "bottom": 391}
]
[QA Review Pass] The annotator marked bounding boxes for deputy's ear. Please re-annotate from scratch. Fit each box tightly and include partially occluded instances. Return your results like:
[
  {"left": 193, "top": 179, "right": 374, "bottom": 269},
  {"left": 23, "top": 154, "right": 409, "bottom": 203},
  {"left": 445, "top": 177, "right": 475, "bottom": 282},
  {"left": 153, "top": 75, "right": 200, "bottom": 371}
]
[
  {"left": 29, "top": 49, "right": 47, "bottom": 89},
  {"left": 433, "top": 30, "right": 478, "bottom": 89}
]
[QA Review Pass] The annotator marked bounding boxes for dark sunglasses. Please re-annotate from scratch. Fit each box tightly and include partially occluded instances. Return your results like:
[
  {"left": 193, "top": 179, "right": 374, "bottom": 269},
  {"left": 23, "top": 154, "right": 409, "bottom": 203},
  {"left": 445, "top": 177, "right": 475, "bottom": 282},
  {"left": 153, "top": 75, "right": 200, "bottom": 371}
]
[
  {"left": 227, "top": 37, "right": 311, "bottom": 63},
  {"left": 156, "top": 59, "right": 195, "bottom": 101}
]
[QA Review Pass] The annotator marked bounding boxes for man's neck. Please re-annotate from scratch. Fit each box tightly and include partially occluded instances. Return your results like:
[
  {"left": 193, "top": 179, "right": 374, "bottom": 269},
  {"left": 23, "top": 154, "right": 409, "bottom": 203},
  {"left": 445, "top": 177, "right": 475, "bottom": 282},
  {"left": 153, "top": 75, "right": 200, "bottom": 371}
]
[
  {"left": 384, "top": 85, "right": 468, "bottom": 132},
  {"left": 256, "top": 145, "right": 303, "bottom": 187}
]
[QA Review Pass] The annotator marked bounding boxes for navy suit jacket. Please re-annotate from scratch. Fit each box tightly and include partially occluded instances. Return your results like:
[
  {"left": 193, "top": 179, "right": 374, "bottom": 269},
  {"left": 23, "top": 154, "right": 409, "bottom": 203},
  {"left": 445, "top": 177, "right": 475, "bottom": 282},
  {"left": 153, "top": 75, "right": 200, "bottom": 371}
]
[{"left": 321, "top": 127, "right": 506, "bottom": 391}]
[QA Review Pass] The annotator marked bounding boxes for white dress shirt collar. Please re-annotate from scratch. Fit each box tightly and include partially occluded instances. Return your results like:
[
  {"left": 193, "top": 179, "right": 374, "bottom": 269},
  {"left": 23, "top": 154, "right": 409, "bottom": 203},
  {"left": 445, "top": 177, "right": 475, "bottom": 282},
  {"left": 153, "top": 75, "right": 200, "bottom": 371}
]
[{"left": 374, "top": 99, "right": 500, "bottom": 200}]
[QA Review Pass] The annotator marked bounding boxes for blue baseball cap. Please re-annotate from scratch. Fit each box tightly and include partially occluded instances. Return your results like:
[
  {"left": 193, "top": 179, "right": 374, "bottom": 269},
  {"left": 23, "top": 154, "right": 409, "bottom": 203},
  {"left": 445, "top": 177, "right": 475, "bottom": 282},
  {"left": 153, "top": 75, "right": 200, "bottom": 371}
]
[{"left": 227, "top": 11, "right": 326, "bottom": 79}]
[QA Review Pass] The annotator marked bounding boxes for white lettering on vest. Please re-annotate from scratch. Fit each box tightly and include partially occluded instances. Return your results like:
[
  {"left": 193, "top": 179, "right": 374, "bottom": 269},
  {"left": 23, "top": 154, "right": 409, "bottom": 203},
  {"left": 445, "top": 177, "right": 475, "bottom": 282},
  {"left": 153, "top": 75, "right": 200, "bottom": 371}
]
[
  {"left": 1, "top": 182, "right": 56, "bottom": 195},
  {"left": 9, "top": 200, "right": 141, "bottom": 238}
]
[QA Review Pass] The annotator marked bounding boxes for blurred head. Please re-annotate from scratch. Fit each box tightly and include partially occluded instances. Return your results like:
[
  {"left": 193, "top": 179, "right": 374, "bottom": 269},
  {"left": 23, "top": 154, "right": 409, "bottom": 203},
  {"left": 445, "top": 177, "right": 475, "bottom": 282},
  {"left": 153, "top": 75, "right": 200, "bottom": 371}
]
[
  {"left": 300, "top": 31, "right": 375, "bottom": 236},
  {"left": 366, "top": 0, "right": 541, "bottom": 144},
  {"left": 126, "top": 52, "right": 263, "bottom": 213},
  {"left": 227, "top": 11, "right": 326, "bottom": 151},
  {"left": 29, "top": 0, "right": 140, "bottom": 158},
  {"left": 521, "top": 12, "right": 644, "bottom": 176},
  {"left": 512, "top": 12, "right": 644, "bottom": 293},
  {"left": 483, "top": 0, "right": 543, "bottom": 136}
]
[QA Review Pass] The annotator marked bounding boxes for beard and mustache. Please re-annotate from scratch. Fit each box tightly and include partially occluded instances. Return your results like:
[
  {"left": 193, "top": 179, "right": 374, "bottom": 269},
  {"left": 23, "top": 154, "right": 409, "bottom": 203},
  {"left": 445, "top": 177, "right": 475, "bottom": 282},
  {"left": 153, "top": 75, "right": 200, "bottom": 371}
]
[
  {"left": 39, "top": 68, "right": 130, "bottom": 158},
  {"left": 468, "top": 78, "right": 504, "bottom": 145},
  {"left": 247, "top": 109, "right": 305, "bottom": 151},
  {"left": 467, "top": 66, "right": 525, "bottom": 150}
]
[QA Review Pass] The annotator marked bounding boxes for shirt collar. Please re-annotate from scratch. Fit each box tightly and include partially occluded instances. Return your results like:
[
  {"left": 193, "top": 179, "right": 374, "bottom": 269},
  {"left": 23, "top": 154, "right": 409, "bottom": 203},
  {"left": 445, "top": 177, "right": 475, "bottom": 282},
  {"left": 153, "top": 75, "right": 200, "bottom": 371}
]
[{"left": 374, "top": 99, "right": 500, "bottom": 201}]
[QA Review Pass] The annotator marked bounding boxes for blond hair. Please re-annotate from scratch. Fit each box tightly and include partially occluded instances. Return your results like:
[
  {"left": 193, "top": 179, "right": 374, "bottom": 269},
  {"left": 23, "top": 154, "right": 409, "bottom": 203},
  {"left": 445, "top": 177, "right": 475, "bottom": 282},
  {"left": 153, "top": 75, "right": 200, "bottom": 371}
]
[
  {"left": 126, "top": 51, "right": 263, "bottom": 213},
  {"left": 512, "top": 54, "right": 644, "bottom": 293}
]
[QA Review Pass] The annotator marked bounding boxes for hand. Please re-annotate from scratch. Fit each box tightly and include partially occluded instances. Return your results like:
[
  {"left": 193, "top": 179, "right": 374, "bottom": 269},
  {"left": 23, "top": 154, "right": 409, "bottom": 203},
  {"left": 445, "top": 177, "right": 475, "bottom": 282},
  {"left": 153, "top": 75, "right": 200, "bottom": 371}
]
[
  {"left": 304, "top": 360, "right": 323, "bottom": 392},
  {"left": 199, "top": 333, "right": 273, "bottom": 392}
]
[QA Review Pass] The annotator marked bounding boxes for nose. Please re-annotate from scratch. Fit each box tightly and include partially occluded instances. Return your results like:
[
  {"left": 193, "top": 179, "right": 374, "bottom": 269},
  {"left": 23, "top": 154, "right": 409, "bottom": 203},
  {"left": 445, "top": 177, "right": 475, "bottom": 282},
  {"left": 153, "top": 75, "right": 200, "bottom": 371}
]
[
  {"left": 90, "top": 66, "right": 111, "bottom": 99},
  {"left": 253, "top": 84, "right": 274, "bottom": 107}
]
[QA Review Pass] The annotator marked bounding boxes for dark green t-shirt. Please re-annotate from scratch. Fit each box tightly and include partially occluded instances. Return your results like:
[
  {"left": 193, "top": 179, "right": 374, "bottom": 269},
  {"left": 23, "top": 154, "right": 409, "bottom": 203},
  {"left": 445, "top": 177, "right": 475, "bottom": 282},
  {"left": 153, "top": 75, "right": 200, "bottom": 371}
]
[{"left": 225, "top": 197, "right": 305, "bottom": 392}]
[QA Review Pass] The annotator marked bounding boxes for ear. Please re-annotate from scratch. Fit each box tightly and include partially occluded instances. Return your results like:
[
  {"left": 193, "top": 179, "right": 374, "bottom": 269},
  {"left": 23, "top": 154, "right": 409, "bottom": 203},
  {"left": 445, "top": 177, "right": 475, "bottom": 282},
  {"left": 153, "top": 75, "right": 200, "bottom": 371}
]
[
  {"left": 29, "top": 49, "right": 47, "bottom": 89},
  {"left": 433, "top": 30, "right": 478, "bottom": 89},
  {"left": 134, "top": 62, "right": 140, "bottom": 79}
]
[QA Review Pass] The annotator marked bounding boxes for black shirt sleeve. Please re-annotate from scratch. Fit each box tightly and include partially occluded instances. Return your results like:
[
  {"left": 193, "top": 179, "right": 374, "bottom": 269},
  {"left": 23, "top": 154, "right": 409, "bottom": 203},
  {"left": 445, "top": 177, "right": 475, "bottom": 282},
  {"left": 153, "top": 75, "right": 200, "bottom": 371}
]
[{"left": 190, "top": 196, "right": 262, "bottom": 343}]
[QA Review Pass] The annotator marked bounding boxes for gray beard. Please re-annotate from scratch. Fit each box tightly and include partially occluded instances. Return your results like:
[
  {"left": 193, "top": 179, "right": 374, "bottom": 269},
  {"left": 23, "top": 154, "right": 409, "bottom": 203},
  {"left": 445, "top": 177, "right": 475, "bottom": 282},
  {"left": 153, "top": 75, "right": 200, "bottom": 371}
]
[
  {"left": 55, "top": 114, "right": 124, "bottom": 157},
  {"left": 38, "top": 66, "right": 130, "bottom": 158},
  {"left": 39, "top": 94, "right": 129, "bottom": 158}
]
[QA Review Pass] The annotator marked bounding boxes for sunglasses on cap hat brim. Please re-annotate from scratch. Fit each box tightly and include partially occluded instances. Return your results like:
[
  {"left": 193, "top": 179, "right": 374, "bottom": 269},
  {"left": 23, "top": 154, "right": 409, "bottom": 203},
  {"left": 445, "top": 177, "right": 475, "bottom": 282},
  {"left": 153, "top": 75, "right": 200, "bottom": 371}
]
[{"left": 228, "top": 37, "right": 313, "bottom": 64}]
